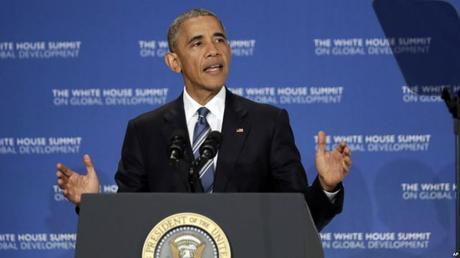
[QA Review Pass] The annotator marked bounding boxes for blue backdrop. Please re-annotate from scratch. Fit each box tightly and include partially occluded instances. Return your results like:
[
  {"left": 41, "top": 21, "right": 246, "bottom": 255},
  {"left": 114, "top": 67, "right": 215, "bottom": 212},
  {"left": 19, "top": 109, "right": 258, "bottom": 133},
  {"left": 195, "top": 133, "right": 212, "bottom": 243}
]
[{"left": 0, "top": 0, "right": 458, "bottom": 257}]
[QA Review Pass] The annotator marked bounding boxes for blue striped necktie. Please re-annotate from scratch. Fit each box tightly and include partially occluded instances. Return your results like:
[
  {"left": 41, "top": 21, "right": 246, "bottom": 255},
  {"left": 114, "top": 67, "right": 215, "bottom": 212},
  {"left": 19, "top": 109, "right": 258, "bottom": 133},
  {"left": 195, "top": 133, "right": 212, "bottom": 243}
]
[{"left": 192, "top": 107, "right": 214, "bottom": 192}]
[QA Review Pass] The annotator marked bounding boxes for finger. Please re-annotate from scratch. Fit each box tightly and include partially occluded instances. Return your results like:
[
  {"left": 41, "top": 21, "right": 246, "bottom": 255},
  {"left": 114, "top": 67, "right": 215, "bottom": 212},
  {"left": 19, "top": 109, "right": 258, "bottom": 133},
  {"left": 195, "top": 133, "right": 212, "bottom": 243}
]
[
  {"left": 335, "top": 142, "right": 347, "bottom": 153},
  {"left": 343, "top": 156, "right": 352, "bottom": 168},
  {"left": 343, "top": 146, "right": 351, "bottom": 156},
  {"left": 57, "top": 178, "right": 67, "bottom": 188},
  {"left": 58, "top": 179, "right": 70, "bottom": 190},
  {"left": 57, "top": 163, "right": 72, "bottom": 177},
  {"left": 57, "top": 173, "right": 69, "bottom": 184},
  {"left": 83, "top": 154, "right": 96, "bottom": 176},
  {"left": 56, "top": 170, "right": 69, "bottom": 180},
  {"left": 317, "top": 131, "right": 327, "bottom": 153},
  {"left": 342, "top": 159, "right": 352, "bottom": 174},
  {"left": 331, "top": 149, "right": 342, "bottom": 160}
]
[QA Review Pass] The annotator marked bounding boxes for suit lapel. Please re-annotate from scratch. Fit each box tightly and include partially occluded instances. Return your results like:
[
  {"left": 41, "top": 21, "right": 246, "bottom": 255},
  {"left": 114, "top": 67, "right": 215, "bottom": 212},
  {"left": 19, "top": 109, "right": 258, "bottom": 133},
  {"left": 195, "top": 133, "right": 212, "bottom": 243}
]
[{"left": 214, "top": 89, "right": 250, "bottom": 191}]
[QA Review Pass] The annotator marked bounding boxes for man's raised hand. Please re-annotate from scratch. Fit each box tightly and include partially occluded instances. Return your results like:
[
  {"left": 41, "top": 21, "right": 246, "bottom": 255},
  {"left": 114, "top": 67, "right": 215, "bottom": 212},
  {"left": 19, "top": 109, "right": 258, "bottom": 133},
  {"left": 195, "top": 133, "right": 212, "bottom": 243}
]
[
  {"left": 56, "top": 154, "right": 100, "bottom": 205},
  {"left": 315, "top": 131, "right": 352, "bottom": 192}
]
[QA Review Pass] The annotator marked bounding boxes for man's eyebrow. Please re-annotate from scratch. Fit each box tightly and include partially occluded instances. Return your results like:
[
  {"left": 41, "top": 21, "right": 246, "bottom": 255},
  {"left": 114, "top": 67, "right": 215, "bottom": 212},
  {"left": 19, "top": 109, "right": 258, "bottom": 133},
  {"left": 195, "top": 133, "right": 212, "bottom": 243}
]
[
  {"left": 214, "top": 32, "right": 227, "bottom": 39},
  {"left": 186, "top": 32, "right": 227, "bottom": 45},
  {"left": 187, "top": 35, "right": 203, "bottom": 45}
]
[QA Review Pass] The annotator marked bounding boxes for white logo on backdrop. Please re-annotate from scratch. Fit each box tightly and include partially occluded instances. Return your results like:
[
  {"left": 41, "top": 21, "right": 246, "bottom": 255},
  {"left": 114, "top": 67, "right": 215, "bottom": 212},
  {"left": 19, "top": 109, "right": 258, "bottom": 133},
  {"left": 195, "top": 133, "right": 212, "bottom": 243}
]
[
  {"left": 313, "top": 37, "right": 431, "bottom": 56},
  {"left": 229, "top": 86, "right": 343, "bottom": 105},
  {"left": 0, "top": 41, "right": 81, "bottom": 59},
  {"left": 52, "top": 88, "right": 168, "bottom": 106}
]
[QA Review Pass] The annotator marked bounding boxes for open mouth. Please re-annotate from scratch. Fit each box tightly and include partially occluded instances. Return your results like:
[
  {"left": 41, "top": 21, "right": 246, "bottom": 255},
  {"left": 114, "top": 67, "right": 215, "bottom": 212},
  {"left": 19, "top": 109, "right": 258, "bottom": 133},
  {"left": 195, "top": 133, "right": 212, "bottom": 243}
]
[{"left": 203, "top": 63, "right": 224, "bottom": 73}]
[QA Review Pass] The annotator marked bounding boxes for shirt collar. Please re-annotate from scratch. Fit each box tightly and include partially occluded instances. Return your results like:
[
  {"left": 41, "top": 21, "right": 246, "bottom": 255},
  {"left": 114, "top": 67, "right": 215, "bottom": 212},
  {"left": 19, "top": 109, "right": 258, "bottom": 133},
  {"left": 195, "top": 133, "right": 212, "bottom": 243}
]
[{"left": 183, "top": 86, "right": 226, "bottom": 121}]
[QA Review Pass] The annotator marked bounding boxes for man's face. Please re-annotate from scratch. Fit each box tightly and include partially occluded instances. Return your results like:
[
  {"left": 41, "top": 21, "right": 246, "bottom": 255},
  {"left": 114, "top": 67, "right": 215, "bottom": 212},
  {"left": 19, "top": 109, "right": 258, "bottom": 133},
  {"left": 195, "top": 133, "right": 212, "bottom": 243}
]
[{"left": 168, "top": 16, "right": 231, "bottom": 95}]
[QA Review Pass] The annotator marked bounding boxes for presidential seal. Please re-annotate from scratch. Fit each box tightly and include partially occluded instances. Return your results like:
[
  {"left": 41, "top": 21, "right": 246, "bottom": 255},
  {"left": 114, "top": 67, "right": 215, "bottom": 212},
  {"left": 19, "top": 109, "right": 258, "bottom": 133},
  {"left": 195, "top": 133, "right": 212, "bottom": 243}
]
[{"left": 142, "top": 213, "right": 231, "bottom": 258}]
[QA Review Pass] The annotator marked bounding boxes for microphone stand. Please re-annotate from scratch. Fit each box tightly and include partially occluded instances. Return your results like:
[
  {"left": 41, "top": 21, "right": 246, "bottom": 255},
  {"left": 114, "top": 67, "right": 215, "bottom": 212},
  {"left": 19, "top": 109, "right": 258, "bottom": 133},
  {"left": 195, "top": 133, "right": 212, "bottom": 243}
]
[
  {"left": 188, "top": 159, "right": 204, "bottom": 193},
  {"left": 442, "top": 88, "right": 460, "bottom": 258}
]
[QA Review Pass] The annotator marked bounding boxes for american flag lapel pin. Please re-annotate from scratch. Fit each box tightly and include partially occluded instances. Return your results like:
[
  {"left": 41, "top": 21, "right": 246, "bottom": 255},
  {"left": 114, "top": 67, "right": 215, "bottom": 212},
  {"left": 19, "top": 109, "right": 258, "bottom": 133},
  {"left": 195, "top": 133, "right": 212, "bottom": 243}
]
[{"left": 236, "top": 128, "right": 244, "bottom": 134}]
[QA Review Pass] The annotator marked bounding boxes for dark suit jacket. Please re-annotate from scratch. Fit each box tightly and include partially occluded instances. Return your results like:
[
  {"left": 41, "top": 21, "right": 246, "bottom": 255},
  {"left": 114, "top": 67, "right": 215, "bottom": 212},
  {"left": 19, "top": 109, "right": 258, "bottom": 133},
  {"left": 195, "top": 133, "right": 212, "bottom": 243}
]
[{"left": 115, "top": 88, "right": 343, "bottom": 230}]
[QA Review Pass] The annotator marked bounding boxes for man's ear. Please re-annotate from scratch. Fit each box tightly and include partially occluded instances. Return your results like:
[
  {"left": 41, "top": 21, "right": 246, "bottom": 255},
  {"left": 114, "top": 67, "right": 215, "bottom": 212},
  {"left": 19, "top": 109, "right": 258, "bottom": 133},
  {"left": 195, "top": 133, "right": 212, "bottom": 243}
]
[{"left": 164, "top": 52, "right": 182, "bottom": 73}]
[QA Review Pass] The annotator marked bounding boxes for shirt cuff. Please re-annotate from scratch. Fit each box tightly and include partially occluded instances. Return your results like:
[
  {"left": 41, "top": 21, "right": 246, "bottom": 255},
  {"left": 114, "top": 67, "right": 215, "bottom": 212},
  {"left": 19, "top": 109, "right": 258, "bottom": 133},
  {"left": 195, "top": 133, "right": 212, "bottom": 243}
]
[{"left": 323, "top": 189, "right": 340, "bottom": 203}]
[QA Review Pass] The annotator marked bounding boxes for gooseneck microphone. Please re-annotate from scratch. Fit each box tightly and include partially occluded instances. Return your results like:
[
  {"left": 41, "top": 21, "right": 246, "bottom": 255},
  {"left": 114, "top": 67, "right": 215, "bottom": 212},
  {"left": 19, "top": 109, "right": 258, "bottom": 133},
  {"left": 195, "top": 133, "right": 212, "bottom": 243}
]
[
  {"left": 189, "top": 131, "right": 223, "bottom": 192},
  {"left": 168, "top": 130, "right": 186, "bottom": 163},
  {"left": 199, "top": 131, "right": 223, "bottom": 161},
  {"left": 167, "top": 130, "right": 222, "bottom": 192}
]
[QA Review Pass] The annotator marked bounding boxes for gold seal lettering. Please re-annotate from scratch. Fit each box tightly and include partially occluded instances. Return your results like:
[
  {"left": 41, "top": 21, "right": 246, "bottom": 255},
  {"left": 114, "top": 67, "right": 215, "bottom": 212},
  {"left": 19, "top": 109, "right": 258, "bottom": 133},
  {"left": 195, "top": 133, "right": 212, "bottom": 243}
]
[{"left": 142, "top": 213, "right": 231, "bottom": 258}]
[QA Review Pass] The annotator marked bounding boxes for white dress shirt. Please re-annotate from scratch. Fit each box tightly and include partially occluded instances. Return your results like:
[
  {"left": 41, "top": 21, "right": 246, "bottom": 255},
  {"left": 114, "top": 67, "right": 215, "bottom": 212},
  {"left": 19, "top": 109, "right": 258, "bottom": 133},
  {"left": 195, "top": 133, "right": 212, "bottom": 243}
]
[{"left": 183, "top": 86, "right": 226, "bottom": 144}]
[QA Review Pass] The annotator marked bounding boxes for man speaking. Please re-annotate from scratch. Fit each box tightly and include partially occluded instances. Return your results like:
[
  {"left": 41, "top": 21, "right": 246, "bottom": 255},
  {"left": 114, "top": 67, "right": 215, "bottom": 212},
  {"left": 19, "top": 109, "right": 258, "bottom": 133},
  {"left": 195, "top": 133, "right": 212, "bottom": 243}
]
[{"left": 56, "top": 8, "right": 352, "bottom": 231}]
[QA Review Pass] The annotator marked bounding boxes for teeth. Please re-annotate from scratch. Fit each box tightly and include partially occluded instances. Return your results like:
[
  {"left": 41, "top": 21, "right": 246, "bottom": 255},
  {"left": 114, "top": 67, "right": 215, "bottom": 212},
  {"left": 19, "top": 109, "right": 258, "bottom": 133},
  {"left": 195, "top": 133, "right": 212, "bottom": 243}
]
[{"left": 205, "top": 64, "right": 222, "bottom": 71}]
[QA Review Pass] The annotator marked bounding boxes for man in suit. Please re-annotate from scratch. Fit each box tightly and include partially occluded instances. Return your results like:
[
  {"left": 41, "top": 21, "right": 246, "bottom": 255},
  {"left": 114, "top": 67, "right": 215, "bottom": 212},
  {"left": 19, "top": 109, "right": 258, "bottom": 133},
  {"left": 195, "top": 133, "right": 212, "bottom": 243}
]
[{"left": 56, "top": 8, "right": 351, "bottom": 231}]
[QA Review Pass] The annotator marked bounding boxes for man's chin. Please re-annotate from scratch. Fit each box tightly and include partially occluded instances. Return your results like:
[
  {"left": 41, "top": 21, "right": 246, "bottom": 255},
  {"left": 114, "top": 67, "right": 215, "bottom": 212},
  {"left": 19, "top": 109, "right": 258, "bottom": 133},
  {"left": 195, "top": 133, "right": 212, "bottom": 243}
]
[
  {"left": 203, "top": 84, "right": 225, "bottom": 92},
  {"left": 201, "top": 79, "right": 226, "bottom": 91}
]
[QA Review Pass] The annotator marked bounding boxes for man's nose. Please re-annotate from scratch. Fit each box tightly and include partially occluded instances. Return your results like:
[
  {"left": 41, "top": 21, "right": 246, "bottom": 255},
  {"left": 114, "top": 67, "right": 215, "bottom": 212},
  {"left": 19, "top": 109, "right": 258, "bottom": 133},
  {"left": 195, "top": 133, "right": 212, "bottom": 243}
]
[{"left": 205, "top": 42, "right": 220, "bottom": 57}]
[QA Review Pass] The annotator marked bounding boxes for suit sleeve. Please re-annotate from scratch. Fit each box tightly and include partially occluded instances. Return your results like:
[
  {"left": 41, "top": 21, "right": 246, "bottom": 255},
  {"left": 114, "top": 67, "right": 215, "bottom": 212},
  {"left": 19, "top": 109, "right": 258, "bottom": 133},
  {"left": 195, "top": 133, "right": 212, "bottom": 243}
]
[
  {"left": 114, "top": 119, "right": 149, "bottom": 192},
  {"left": 270, "top": 109, "right": 344, "bottom": 231}
]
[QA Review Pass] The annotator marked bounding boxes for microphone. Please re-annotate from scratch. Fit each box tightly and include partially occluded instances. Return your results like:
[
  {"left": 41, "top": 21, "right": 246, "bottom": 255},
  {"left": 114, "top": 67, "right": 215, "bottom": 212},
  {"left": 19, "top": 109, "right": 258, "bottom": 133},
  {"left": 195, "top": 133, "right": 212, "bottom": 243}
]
[
  {"left": 169, "top": 130, "right": 186, "bottom": 162},
  {"left": 199, "top": 131, "right": 223, "bottom": 161},
  {"left": 188, "top": 131, "right": 223, "bottom": 192}
]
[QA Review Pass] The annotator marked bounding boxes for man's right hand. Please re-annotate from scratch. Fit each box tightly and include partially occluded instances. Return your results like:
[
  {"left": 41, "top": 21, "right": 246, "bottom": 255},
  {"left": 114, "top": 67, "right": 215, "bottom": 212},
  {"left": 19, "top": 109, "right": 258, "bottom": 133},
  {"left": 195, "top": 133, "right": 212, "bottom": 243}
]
[{"left": 56, "top": 154, "right": 100, "bottom": 205}]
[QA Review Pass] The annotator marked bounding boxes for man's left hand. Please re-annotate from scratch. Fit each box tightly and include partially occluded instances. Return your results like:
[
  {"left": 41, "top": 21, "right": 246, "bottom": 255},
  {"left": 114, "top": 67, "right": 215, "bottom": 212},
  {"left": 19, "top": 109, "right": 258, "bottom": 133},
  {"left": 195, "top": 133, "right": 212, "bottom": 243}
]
[{"left": 315, "top": 131, "right": 352, "bottom": 192}]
